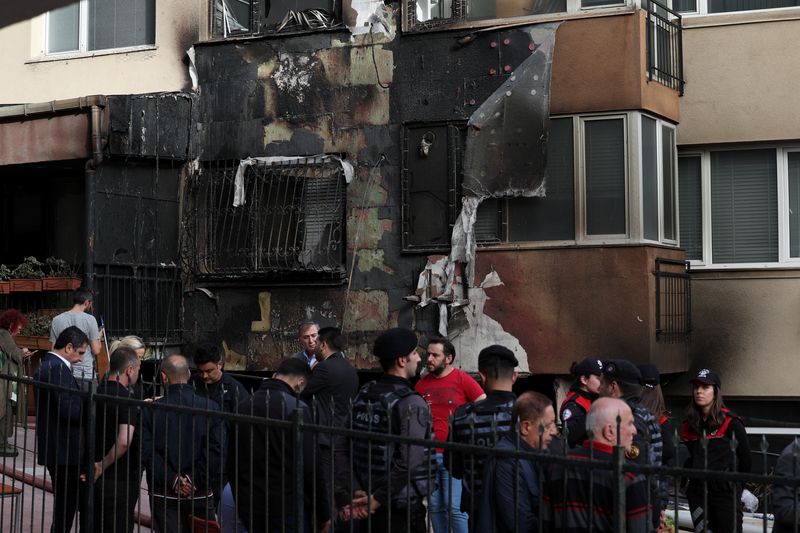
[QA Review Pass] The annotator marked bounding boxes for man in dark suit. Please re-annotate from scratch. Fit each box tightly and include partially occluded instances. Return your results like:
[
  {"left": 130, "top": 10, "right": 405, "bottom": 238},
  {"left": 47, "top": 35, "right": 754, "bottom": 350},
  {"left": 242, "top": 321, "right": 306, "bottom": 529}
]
[
  {"left": 231, "top": 358, "right": 314, "bottom": 533},
  {"left": 300, "top": 326, "right": 359, "bottom": 529},
  {"left": 141, "top": 354, "right": 224, "bottom": 533},
  {"left": 34, "top": 326, "right": 90, "bottom": 533}
]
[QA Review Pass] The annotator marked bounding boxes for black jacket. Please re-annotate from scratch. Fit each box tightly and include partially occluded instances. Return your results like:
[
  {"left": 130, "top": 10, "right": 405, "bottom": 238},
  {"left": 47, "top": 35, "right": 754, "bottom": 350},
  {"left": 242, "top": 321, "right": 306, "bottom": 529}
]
[
  {"left": 191, "top": 371, "right": 250, "bottom": 413},
  {"left": 231, "top": 378, "right": 315, "bottom": 533},
  {"left": 773, "top": 440, "right": 800, "bottom": 533},
  {"left": 141, "top": 383, "right": 224, "bottom": 497},
  {"left": 299, "top": 351, "right": 358, "bottom": 446},
  {"left": 560, "top": 388, "right": 597, "bottom": 448}
]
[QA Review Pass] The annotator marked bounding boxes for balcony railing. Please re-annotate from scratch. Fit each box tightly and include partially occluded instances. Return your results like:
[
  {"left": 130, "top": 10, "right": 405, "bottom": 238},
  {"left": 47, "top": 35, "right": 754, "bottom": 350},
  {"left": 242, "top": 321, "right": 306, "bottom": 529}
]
[{"left": 646, "top": 0, "right": 685, "bottom": 95}]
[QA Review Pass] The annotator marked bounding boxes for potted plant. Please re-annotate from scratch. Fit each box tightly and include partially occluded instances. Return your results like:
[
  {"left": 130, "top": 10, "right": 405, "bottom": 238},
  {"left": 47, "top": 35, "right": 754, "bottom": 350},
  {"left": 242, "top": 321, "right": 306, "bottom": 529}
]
[
  {"left": 16, "top": 312, "right": 53, "bottom": 350},
  {"left": 0, "top": 264, "right": 10, "bottom": 294},
  {"left": 42, "top": 257, "right": 81, "bottom": 291},
  {"left": 9, "top": 256, "right": 45, "bottom": 292}
]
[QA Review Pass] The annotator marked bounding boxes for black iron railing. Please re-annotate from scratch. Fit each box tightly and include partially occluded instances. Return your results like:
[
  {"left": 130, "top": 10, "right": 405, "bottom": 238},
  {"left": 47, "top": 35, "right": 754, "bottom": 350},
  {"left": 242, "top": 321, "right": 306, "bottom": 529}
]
[
  {"left": 93, "top": 262, "right": 182, "bottom": 343},
  {"left": 654, "top": 257, "right": 691, "bottom": 343},
  {"left": 3, "top": 368, "right": 800, "bottom": 533},
  {"left": 646, "top": 0, "right": 685, "bottom": 95}
]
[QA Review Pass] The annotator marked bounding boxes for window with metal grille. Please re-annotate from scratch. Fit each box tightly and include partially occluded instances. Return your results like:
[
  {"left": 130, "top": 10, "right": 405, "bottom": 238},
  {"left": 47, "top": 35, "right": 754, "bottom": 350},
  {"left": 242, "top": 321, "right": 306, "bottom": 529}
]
[
  {"left": 186, "top": 157, "right": 346, "bottom": 281},
  {"left": 654, "top": 257, "right": 691, "bottom": 343}
]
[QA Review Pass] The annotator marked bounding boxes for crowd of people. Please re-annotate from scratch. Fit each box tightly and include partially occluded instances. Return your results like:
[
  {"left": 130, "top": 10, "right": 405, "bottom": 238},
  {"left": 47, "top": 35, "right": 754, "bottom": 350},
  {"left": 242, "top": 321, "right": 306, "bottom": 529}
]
[{"left": 0, "top": 287, "right": 799, "bottom": 533}]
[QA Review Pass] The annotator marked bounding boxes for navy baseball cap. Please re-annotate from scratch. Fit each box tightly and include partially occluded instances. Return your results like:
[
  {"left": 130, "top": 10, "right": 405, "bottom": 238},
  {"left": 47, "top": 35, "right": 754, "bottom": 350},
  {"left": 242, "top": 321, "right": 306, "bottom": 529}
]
[
  {"left": 572, "top": 357, "right": 603, "bottom": 377},
  {"left": 638, "top": 363, "right": 660, "bottom": 389},
  {"left": 690, "top": 368, "right": 721, "bottom": 388},
  {"left": 602, "top": 359, "right": 642, "bottom": 386}
]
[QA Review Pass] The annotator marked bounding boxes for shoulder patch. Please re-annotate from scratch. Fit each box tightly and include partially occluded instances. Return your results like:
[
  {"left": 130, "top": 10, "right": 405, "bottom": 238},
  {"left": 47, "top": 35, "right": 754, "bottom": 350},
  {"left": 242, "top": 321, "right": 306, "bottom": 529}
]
[{"left": 562, "top": 408, "right": 572, "bottom": 420}]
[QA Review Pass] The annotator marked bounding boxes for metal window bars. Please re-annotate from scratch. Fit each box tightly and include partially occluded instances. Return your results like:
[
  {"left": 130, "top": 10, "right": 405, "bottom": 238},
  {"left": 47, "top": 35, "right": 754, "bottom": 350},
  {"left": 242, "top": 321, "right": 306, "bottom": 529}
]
[
  {"left": 185, "top": 158, "right": 347, "bottom": 282},
  {"left": 646, "top": 0, "right": 686, "bottom": 95},
  {"left": 654, "top": 257, "right": 691, "bottom": 344}
]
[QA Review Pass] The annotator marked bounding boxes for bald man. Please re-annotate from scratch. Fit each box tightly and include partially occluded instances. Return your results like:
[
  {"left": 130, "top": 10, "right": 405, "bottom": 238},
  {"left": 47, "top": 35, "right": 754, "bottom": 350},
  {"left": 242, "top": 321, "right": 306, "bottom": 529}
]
[
  {"left": 544, "top": 398, "right": 655, "bottom": 533},
  {"left": 142, "top": 355, "right": 224, "bottom": 533}
]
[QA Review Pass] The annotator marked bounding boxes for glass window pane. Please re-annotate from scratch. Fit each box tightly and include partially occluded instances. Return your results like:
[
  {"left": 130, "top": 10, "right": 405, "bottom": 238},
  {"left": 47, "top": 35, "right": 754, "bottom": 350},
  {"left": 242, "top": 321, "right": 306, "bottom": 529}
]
[
  {"left": 708, "top": 0, "right": 799, "bottom": 13},
  {"left": 465, "top": 0, "right": 565, "bottom": 21},
  {"left": 711, "top": 149, "right": 777, "bottom": 263},
  {"left": 662, "top": 126, "right": 676, "bottom": 241},
  {"left": 416, "top": 0, "right": 453, "bottom": 21},
  {"left": 673, "top": 0, "right": 697, "bottom": 11},
  {"left": 789, "top": 153, "right": 800, "bottom": 258},
  {"left": 475, "top": 199, "right": 501, "bottom": 242},
  {"left": 642, "top": 117, "right": 659, "bottom": 241},
  {"left": 508, "top": 118, "right": 574, "bottom": 241},
  {"left": 678, "top": 156, "right": 702, "bottom": 260},
  {"left": 88, "top": 0, "right": 155, "bottom": 51},
  {"left": 47, "top": 3, "right": 80, "bottom": 54},
  {"left": 585, "top": 119, "right": 626, "bottom": 235},
  {"left": 582, "top": 0, "right": 624, "bottom": 7}
]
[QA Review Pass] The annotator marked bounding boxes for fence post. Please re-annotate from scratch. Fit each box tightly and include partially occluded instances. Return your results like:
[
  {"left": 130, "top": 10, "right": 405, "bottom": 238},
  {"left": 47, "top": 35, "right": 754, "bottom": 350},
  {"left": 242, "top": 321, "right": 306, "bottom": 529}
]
[
  {"left": 294, "top": 407, "right": 304, "bottom": 533},
  {"left": 612, "top": 445, "right": 626, "bottom": 533},
  {"left": 84, "top": 379, "right": 96, "bottom": 533}
]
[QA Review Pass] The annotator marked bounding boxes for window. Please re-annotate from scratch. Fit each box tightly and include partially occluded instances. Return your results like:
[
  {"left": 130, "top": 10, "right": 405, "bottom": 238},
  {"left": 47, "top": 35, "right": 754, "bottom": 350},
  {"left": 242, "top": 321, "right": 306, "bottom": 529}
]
[
  {"left": 673, "top": 0, "right": 800, "bottom": 14},
  {"left": 584, "top": 117, "right": 627, "bottom": 236},
  {"left": 402, "top": 112, "right": 679, "bottom": 251},
  {"left": 408, "top": 0, "right": 632, "bottom": 30},
  {"left": 185, "top": 157, "right": 347, "bottom": 279},
  {"left": 210, "top": 0, "right": 339, "bottom": 37},
  {"left": 678, "top": 147, "right": 800, "bottom": 267},
  {"left": 635, "top": 114, "right": 679, "bottom": 244},
  {"left": 46, "top": 0, "right": 155, "bottom": 54}
]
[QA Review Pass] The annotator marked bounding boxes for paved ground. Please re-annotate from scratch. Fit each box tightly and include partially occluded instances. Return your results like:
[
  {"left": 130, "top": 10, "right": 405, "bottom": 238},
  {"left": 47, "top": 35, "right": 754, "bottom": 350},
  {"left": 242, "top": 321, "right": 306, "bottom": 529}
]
[{"left": 0, "top": 422, "right": 152, "bottom": 533}]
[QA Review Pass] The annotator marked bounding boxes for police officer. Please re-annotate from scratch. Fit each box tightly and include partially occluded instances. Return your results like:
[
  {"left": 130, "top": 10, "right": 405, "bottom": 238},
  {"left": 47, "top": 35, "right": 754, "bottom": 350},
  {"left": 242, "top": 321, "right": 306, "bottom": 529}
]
[
  {"left": 344, "top": 328, "right": 436, "bottom": 533},
  {"left": 450, "top": 344, "right": 518, "bottom": 526},
  {"left": 560, "top": 357, "right": 603, "bottom": 447}
]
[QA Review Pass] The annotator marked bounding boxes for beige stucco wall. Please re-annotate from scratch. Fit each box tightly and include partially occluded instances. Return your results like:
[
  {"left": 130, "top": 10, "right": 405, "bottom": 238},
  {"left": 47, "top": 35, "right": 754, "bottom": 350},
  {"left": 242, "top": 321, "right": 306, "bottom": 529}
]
[
  {"left": 677, "top": 271, "right": 800, "bottom": 397},
  {"left": 678, "top": 12, "right": 800, "bottom": 145},
  {"left": 0, "top": 0, "right": 202, "bottom": 103}
]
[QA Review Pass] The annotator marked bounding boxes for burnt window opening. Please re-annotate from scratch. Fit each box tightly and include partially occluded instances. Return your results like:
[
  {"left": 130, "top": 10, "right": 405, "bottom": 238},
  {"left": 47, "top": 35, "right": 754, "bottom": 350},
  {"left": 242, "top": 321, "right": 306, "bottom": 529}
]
[
  {"left": 210, "top": 0, "right": 342, "bottom": 37},
  {"left": 407, "top": 0, "right": 567, "bottom": 30},
  {"left": 186, "top": 157, "right": 346, "bottom": 282},
  {"left": 401, "top": 118, "right": 575, "bottom": 252}
]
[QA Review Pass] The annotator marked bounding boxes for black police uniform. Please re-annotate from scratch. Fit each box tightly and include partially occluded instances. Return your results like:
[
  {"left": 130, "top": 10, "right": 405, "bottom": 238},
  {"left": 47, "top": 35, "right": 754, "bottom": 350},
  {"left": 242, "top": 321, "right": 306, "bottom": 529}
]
[
  {"left": 350, "top": 374, "right": 436, "bottom": 533},
  {"left": 450, "top": 389, "right": 515, "bottom": 515},
  {"left": 559, "top": 388, "right": 597, "bottom": 448}
]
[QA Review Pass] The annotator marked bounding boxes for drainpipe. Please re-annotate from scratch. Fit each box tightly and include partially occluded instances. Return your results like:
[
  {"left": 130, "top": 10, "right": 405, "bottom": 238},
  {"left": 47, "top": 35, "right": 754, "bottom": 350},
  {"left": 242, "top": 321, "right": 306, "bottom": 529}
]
[{"left": 85, "top": 97, "right": 106, "bottom": 291}]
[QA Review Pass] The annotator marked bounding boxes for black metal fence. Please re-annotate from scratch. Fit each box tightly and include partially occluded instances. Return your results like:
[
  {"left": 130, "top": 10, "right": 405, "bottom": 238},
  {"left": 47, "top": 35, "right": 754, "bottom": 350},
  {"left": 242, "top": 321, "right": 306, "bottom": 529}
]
[
  {"left": 646, "top": 0, "right": 685, "bottom": 95},
  {"left": 1, "top": 369, "right": 800, "bottom": 533}
]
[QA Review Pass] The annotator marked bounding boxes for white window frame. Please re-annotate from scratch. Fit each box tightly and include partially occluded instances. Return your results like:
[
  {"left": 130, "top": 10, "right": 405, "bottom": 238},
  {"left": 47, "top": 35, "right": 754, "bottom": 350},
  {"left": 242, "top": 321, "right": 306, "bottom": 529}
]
[
  {"left": 44, "top": 0, "right": 88, "bottom": 55},
  {"left": 577, "top": 113, "right": 631, "bottom": 243},
  {"left": 679, "top": 146, "right": 800, "bottom": 269},
  {"left": 406, "top": 0, "right": 637, "bottom": 31},
  {"left": 636, "top": 113, "right": 680, "bottom": 246},
  {"left": 673, "top": 0, "right": 800, "bottom": 16},
  {"left": 43, "top": 0, "right": 156, "bottom": 56}
]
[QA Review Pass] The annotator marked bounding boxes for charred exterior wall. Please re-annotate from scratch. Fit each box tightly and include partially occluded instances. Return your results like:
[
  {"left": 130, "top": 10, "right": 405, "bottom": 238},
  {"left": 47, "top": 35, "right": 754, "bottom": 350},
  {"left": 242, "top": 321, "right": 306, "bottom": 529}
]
[{"left": 184, "top": 8, "right": 683, "bottom": 371}]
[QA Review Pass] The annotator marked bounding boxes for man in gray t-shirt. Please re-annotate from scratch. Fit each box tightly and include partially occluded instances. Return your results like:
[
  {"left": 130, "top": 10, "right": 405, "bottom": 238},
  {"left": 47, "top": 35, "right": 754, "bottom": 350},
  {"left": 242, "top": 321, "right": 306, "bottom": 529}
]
[{"left": 49, "top": 287, "right": 103, "bottom": 383}]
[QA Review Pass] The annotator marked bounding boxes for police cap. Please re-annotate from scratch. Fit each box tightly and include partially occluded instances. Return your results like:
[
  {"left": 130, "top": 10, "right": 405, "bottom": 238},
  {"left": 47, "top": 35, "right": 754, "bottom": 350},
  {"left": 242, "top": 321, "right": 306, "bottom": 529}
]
[
  {"left": 690, "top": 368, "right": 721, "bottom": 388},
  {"left": 477, "top": 345, "right": 518, "bottom": 368},
  {"left": 572, "top": 357, "right": 603, "bottom": 377},
  {"left": 602, "top": 359, "right": 642, "bottom": 386},
  {"left": 638, "top": 363, "right": 660, "bottom": 389},
  {"left": 373, "top": 328, "right": 418, "bottom": 360}
]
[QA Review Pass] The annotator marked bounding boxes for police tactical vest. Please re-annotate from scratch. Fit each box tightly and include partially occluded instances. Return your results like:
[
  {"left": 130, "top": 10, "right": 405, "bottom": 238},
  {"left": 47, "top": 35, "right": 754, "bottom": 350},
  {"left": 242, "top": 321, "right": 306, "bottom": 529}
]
[
  {"left": 351, "top": 381, "right": 437, "bottom": 504},
  {"left": 451, "top": 397, "right": 514, "bottom": 508}
]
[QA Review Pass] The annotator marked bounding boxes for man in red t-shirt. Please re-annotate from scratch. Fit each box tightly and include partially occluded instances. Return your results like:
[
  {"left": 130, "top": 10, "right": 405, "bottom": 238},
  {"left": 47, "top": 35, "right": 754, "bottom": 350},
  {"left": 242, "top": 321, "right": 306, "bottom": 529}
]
[{"left": 415, "top": 336, "right": 485, "bottom": 533}]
